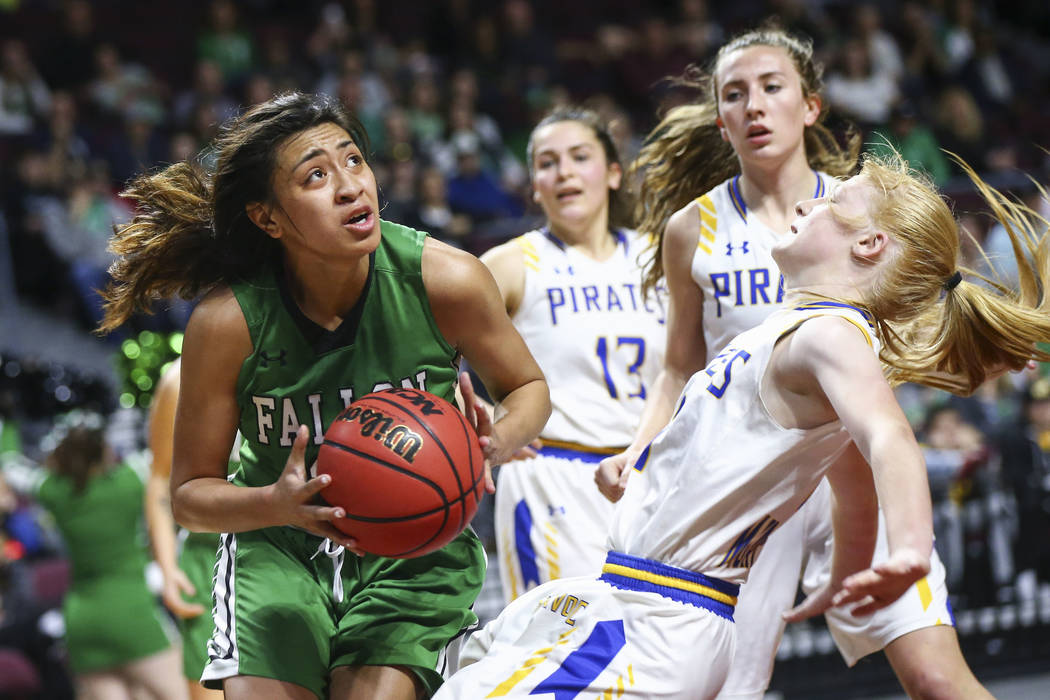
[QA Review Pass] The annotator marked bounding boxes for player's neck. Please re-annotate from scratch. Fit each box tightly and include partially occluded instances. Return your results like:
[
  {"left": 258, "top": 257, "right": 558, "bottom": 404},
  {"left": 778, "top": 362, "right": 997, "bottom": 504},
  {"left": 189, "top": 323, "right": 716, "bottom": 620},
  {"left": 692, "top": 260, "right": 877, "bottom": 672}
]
[
  {"left": 739, "top": 153, "right": 817, "bottom": 234},
  {"left": 283, "top": 254, "right": 371, "bottom": 330},
  {"left": 549, "top": 215, "right": 617, "bottom": 261}
]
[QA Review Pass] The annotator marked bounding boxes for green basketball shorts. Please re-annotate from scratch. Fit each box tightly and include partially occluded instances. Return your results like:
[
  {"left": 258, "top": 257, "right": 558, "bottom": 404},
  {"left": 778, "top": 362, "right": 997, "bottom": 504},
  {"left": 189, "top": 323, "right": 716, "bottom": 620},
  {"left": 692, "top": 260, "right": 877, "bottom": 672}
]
[{"left": 201, "top": 524, "right": 485, "bottom": 698}]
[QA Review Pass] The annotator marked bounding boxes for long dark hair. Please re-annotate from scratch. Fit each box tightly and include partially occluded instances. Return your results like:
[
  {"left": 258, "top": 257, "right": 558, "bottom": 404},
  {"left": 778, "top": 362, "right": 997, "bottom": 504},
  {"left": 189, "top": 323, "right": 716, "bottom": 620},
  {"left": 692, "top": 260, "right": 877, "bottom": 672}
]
[{"left": 100, "top": 92, "right": 371, "bottom": 333}]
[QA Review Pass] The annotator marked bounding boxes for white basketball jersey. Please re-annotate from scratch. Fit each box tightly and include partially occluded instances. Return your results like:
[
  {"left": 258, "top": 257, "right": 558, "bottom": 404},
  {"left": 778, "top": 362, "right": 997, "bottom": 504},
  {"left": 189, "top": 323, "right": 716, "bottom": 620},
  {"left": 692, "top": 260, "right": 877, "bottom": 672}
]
[
  {"left": 608, "top": 302, "right": 880, "bottom": 585},
  {"left": 511, "top": 228, "right": 667, "bottom": 447},
  {"left": 692, "top": 173, "right": 831, "bottom": 361}
]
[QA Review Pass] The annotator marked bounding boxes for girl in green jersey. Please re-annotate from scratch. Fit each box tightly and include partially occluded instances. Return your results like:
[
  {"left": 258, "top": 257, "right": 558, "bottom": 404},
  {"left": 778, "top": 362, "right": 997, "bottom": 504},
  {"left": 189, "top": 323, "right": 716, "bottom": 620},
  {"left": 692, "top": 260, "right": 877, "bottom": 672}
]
[{"left": 100, "top": 92, "right": 551, "bottom": 700}]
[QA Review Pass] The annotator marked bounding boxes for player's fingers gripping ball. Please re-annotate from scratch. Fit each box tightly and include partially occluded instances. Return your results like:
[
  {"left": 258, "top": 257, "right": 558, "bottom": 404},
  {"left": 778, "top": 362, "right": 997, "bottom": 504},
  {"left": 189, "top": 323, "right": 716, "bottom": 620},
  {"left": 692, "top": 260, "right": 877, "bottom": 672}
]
[{"left": 318, "top": 388, "right": 486, "bottom": 558}]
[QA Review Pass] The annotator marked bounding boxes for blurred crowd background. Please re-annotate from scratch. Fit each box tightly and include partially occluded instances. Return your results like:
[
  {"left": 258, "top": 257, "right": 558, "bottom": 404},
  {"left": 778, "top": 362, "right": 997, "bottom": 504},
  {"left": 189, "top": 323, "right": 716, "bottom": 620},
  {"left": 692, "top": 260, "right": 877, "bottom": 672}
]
[{"left": 2, "top": 0, "right": 1050, "bottom": 697}]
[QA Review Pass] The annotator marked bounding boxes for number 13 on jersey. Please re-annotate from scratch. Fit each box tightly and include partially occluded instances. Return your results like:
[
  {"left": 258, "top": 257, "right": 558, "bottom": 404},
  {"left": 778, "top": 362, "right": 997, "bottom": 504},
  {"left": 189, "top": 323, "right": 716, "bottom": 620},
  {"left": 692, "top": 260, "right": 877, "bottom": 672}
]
[{"left": 595, "top": 336, "right": 647, "bottom": 400}]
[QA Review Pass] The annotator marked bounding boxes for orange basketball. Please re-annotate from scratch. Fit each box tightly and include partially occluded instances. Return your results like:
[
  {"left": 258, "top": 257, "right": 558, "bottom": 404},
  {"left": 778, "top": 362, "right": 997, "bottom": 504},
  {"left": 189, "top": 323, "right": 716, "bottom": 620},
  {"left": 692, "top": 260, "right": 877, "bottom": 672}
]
[{"left": 317, "top": 387, "right": 486, "bottom": 558}]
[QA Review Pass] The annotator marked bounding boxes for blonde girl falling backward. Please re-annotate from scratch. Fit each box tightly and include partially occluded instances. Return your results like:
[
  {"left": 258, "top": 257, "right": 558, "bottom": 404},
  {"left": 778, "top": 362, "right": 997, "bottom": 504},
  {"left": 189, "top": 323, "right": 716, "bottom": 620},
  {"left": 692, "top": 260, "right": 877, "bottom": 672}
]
[
  {"left": 443, "top": 152, "right": 1050, "bottom": 698},
  {"left": 605, "top": 27, "right": 994, "bottom": 700}
]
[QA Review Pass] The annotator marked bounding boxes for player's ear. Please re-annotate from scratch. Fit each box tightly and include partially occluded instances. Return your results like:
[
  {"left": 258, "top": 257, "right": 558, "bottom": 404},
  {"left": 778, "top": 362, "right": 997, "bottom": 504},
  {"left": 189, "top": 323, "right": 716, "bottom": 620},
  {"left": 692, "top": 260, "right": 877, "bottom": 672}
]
[
  {"left": 853, "top": 228, "right": 894, "bottom": 263},
  {"left": 607, "top": 161, "right": 622, "bottom": 191},
  {"left": 246, "top": 202, "right": 281, "bottom": 239}
]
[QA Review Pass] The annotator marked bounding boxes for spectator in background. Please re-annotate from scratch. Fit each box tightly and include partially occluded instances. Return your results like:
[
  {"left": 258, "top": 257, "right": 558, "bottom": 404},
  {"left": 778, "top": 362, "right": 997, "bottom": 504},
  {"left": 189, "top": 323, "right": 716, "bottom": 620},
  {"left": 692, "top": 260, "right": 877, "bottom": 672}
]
[
  {"left": 446, "top": 131, "right": 524, "bottom": 225},
  {"left": 257, "top": 33, "right": 314, "bottom": 96},
  {"left": 615, "top": 14, "right": 692, "bottom": 124},
  {"left": 406, "top": 75, "right": 446, "bottom": 150},
  {"left": 943, "top": 0, "right": 978, "bottom": 72},
  {"left": 32, "top": 90, "right": 93, "bottom": 190},
  {"left": 241, "top": 72, "right": 276, "bottom": 109},
  {"left": 998, "top": 377, "right": 1050, "bottom": 602},
  {"left": 0, "top": 39, "right": 51, "bottom": 139},
  {"left": 401, "top": 166, "right": 472, "bottom": 247},
  {"left": 895, "top": 1, "right": 950, "bottom": 102},
  {"left": 87, "top": 42, "right": 166, "bottom": 126},
  {"left": 920, "top": 404, "right": 990, "bottom": 591},
  {"left": 868, "top": 100, "right": 951, "bottom": 186},
  {"left": 854, "top": 3, "right": 904, "bottom": 82},
  {"left": 674, "top": 0, "right": 724, "bottom": 63},
  {"left": 196, "top": 0, "right": 255, "bottom": 88},
  {"left": 38, "top": 0, "right": 99, "bottom": 92},
  {"left": 825, "top": 38, "right": 898, "bottom": 129},
  {"left": 36, "top": 162, "right": 132, "bottom": 330},
  {"left": 934, "top": 86, "right": 988, "bottom": 176},
  {"left": 7, "top": 150, "right": 79, "bottom": 315},
  {"left": 172, "top": 59, "right": 239, "bottom": 132},
  {"left": 104, "top": 108, "right": 171, "bottom": 187}
]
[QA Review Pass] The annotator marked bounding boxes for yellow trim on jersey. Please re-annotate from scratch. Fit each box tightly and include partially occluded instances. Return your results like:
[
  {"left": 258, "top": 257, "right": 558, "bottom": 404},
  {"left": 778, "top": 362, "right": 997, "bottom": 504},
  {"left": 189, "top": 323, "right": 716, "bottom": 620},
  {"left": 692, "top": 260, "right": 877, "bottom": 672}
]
[
  {"left": 486, "top": 629, "right": 576, "bottom": 697},
  {"left": 543, "top": 522, "right": 561, "bottom": 579},
  {"left": 781, "top": 309, "right": 875, "bottom": 350},
  {"left": 515, "top": 235, "right": 541, "bottom": 272},
  {"left": 600, "top": 562, "right": 739, "bottom": 607},
  {"left": 837, "top": 315, "right": 874, "bottom": 349},
  {"left": 695, "top": 194, "right": 717, "bottom": 256},
  {"left": 917, "top": 576, "right": 933, "bottom": 611},
  {"left": 540, "top": 438, "right": 625, "bottom": 455}
]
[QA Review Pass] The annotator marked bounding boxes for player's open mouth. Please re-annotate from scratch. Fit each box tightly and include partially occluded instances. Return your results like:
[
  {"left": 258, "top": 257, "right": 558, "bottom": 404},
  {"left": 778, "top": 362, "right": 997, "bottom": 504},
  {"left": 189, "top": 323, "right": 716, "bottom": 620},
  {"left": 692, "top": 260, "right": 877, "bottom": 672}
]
[
  {"left": 557, "top": 189, "right": 583, "bottom": 200},
  {"left": 344, "top": 210, "right": 371, "bottom": 226}
]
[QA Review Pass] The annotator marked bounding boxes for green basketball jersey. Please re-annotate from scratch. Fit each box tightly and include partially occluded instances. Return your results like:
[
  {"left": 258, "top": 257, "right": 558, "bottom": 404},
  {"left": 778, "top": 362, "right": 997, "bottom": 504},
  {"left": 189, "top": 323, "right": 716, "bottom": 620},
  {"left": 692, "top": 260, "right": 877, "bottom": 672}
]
[{"left": 231, "top": 221, "right": 459, "bottom": 488}]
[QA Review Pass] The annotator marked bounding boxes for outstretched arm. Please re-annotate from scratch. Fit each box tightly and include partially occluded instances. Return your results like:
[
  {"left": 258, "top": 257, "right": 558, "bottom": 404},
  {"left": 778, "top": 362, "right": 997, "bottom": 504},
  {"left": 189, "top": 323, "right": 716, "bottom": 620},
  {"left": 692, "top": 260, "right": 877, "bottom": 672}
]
[
  {"left": 784, "top": 442, "right": 878, "bottom": 622},
  {"left": 775, "top": 316, "right": 932, "bottom": 617}
]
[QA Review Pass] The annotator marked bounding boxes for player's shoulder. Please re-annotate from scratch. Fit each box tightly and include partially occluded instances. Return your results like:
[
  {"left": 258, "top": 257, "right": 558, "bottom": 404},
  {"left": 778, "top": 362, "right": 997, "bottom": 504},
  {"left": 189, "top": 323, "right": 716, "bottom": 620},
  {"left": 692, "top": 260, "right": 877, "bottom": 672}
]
[
  {"left": 666, "top": 178, "right": 734, "bottom": 244},
  {"left": 783, "top": 310, "right": 877, "bottom": 369},
  {"left": 422, "top": 236, "right": 495, "bottom": 303},
  {"left": 185, "top": 285, "right": 251, "bottom": 356}
]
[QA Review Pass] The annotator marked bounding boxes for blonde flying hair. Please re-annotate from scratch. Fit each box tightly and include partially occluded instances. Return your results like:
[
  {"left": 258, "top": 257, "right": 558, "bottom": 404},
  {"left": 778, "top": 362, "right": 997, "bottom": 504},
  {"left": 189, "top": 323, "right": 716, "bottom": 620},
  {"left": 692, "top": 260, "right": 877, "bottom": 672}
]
[
  {"left": 849, "top": 152, "right": 1050, "bottom": 395},
  {"left": 634, "top": 26, "right": 860, "bottom": 295}
]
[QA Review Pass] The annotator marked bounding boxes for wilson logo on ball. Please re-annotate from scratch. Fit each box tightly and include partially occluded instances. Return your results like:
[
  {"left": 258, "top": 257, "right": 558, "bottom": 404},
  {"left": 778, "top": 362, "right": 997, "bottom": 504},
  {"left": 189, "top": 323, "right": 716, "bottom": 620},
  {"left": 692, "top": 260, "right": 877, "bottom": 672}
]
[
  {"left": 317, "top": 387, "right": 486, "bottom": 558},
  {"left": 336, "top": 405, "right": 424, "bottom": 463}
]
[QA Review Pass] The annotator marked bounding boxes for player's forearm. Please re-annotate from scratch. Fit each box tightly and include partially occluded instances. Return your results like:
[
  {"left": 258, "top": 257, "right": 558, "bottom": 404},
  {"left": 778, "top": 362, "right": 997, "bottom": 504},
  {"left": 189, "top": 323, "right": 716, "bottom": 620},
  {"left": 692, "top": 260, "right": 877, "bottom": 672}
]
[
  {"left": 172, "top": 476, "right": 285, "bottom": 533},
  {"left": 144, "top": 474, "right": 180, "bottom": 575},
  {"left": 865, "top": 425, "right": 934, "bottom": 559},
  {"left": 826, "top": 448, "right": 878, "bottom": 585},
  {"left": 490, "top": 378, "right": 551, "bottom": 464},
  {"left": 628, "top": 368, "right": 689, "bottom": 453}
]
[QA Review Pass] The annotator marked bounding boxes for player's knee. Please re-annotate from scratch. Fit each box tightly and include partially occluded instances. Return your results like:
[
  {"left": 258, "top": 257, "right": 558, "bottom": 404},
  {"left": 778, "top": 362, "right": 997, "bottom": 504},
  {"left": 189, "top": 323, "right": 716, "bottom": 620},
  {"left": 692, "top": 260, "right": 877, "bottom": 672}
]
[{"left": 901, "top": 665, "right": 969, "bottom": 700}]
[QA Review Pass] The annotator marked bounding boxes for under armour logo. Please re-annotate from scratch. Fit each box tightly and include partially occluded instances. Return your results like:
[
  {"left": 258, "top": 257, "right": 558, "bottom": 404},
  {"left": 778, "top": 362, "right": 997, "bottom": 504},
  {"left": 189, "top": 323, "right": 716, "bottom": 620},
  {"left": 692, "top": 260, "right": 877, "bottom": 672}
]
[
  {"left": 259, "top": 349, "right": 288, "bottom": 367},
  {"left": 726, "top": 241, "right": 749, "bottom": 255}
]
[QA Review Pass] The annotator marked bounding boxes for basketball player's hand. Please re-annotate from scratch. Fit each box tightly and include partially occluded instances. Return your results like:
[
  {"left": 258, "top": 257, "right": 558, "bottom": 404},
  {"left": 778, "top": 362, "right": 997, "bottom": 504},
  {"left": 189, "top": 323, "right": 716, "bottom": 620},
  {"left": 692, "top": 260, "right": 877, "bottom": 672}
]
[
  {"left": 161, "top": 568, "right": 206, "bottom": 619},
  {"left": 271, "top": 425, "right": 361, "bottom": 552},
  {"left": 782, "top": 583, "right": 834, "bottom": 623},
  {"left": 459, "top": 371, "right": 498, "bottom": 493},
  {"left": 831, "top": 547, "right": 930, "bottom": 617},
  {"left": 595, "top": 450, "right": 636, "bottom": 503}
]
